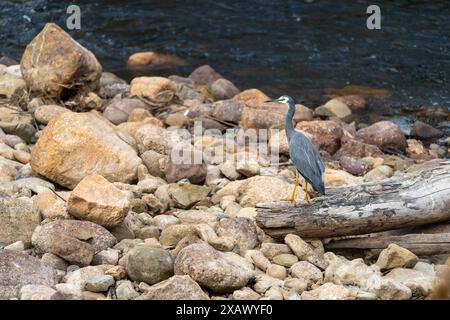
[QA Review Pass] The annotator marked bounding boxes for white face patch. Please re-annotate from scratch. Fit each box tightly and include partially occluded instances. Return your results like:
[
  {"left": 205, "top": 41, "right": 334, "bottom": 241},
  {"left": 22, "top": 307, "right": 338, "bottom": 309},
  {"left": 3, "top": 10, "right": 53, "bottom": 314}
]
[{"left": 277, "top": 96, "right": 289, "bottom": 104}]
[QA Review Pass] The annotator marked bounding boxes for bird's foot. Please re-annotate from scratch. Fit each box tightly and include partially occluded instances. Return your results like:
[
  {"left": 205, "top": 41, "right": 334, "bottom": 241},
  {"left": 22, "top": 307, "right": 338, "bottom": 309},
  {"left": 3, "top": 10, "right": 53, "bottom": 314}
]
[{"left": 277, "top": 197, "right": 298, "bottom": 206}]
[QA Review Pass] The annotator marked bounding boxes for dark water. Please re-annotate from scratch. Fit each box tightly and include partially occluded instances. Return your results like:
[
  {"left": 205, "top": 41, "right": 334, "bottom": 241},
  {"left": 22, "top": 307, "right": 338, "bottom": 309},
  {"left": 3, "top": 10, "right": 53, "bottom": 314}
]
[{"left": 1, "top": 0, "right": 449, "bottom": 111}]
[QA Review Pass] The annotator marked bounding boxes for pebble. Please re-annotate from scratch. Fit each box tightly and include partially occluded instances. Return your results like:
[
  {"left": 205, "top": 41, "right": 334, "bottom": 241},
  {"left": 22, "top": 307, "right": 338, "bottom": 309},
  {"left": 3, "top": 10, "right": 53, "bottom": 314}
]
[{"left": 85, "top": 275, "right": 115, "bottom": 292}]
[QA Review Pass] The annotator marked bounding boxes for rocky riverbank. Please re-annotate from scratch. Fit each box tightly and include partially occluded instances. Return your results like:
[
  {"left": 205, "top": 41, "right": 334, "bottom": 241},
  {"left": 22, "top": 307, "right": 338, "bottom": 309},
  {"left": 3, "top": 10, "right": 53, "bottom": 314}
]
[{"left": 0, "top": 23, "right": 449, "bottom": 300}]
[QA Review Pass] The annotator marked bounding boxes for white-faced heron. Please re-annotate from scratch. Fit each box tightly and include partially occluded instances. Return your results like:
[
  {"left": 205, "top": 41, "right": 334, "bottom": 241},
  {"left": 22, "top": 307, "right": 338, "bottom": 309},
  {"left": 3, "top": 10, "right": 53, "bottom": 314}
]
[{"left": 269, "top": 95, "right": 325, "bottom": 204}]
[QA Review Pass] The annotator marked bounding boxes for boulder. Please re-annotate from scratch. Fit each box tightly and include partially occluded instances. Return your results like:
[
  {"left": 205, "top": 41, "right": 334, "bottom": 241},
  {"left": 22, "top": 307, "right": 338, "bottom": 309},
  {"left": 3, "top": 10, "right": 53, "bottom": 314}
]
[
  {"left": 334, "top": 138, "right": 384, "bottom": 159},
  {"left": 130, "top": 76, "right": 176, "bottom": 103},
  {"left": 188, "top": 65, "right": 223, "bottom": 86},
  {"left": 126, "top": 247, "right": 174, "bottom": 285},
  {"left": 30, "top": 111, "right": 142, "bottom": 189},
  {"left": 215, "top": 217, "right": 260, "bottom": 253},
  {"left": 376, "top": 244, "right": 419, "bottom": 270},
  {"left": 164, "top": 151, "right": 207, "bottom": 184},
  {"left": 210, "top": 78, "right": 240, "bottom": 100},
  {"left": 356, "top": 121, "right": 407, "bottom": 152},
  {"left": 20, "top": 23, "right": 102, "bottom": 98},
  {"left": 0, "top": 197, "right": 41, "bottom": 246},
  {"left": 410, "top": 121, "right": 443, "bottom": 141},
  {"left": 212, "top": 99, "right": 244, "bottom": 124},
  {"left": 20, "top": 284, "right": 64, "bottom": 300},
  {"left": 339, "top": 156, "right": 371, "bottom": 176},
  {"left": 174, "top": 243, "right": 253, "bottom": 293},
  {"left": 0, "top": 106, "right": 36, "bottom": 143},
  {"left": 32, "top": 220, "right": 117, "bottom": 266},
  {"left": 102, "top": 98, "right": 149, "bottom": 125},
  {"left": 137, "top": 275, "right": 209, "bottom": 300},
  {"left": 296, "top": 120, "right": 343, "bottom": 155},
  {"left": 0, "top": 251, "right": 59, "bottom": 299},
  {"left": 68, "top": 174, "right": 130, "bottom": 228},
  {"left": 315, "top": 98, "right": 352, "bottom": 120}
]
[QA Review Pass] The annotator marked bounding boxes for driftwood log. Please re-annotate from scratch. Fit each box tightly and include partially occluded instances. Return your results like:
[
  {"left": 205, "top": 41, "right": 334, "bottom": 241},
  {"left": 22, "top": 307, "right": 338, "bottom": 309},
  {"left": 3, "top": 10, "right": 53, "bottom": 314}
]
[{"left": 256, "top": 160, "right": 450, "bottom": 239}]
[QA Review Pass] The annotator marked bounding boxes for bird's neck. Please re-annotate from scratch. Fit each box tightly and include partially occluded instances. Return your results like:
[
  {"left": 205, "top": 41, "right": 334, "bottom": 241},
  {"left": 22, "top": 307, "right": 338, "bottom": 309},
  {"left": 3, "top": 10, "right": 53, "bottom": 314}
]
[{"left": 285, "top": 103, "right": 295, "bottom": 139}]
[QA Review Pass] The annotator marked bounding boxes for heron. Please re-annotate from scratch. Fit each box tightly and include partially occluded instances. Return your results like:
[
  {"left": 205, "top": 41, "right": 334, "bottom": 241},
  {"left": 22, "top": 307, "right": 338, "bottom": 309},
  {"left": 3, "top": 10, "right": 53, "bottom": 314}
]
[{"left": 269, "top": 95, "right": 325, "bottom": 204}]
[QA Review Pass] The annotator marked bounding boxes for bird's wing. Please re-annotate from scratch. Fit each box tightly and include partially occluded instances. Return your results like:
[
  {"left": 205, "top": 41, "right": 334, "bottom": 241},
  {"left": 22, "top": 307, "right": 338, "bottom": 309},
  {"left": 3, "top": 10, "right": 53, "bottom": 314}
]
[{"left": 289, "top": 131, "right": 324, "bottom": 183}]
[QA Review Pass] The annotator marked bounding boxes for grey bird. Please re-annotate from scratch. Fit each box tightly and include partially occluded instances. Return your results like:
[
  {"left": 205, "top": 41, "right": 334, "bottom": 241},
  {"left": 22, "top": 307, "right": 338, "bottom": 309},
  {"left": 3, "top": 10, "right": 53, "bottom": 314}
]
[{"left": 269, "top": 95, "right": 325, "bottom": 204}]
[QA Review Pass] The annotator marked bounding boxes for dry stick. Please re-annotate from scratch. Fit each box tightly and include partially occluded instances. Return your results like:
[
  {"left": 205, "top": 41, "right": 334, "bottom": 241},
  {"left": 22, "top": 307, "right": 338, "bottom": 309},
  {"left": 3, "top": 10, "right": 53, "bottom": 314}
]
[{"left": 255, "top": 160, "right": 450, "bottom": 239}]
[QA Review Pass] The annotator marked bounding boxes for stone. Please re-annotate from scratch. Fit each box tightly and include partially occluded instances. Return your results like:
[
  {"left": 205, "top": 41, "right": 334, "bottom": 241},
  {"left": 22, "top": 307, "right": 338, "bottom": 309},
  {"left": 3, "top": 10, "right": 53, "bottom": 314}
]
[
  {"left": 324, "top": 258, "right": 381, "bottom": 291},
  {"left": 363, "top": 165, "right": 394, "bottom": 183},
  {"left": 290, "top": 261, "right": 323, "bottom": 287},
  {"left": 356, "top": 121, "right": 407, "bottom": 152},
  {"left": 32, "top": 220, "right": 117, "bottom": 266},
  {"left": 219, "top": 161, "right": 241, "bottom": 180},
  {"left": 212, "top": 99, "right": 243, "bottom": 124},
  {"left": 233, "top": 287, "right": 261, "bottom": 300},
  {"left": 384, "top": 268, "right": 434, "bottom": 297},
  {"left": 376, "top": 244, "right": 419, "bottom": 270},
  {"left": 140, "top": 150, "right": 168, "bottom": 178},
  {"left": 295, "top": 120, "right": 343, "bottom": 155},
  {"left": 234, "top": 89, "right": 269, "bottom": 109},
  {"left": 174, "top": 243, "right": 253, "bottom": 293},
  {"left": 41, "top": 253, "right": 68, "bottom": 271},
  {"left": 160, "top": 224, "right": 197, "bottom": 247},
  {"left": 137, "top": 275, "right": 209, "bottom": 300},
  {"left": 0, "top": 106, "right": 36, "bottom": 143},
  {"left": 253, "top": 274, "right": 284, "bottom": 294},
  {"left": 0, "top": 197, "right": 40, "bottom": 246},
  {"left": 236, "top": 159, "right": 260, "bottom": 177},
  {"left": 250, "top": 250, "right": 272, "bottom": 271},
  {"left": 324, "top": 168, "right": 363, "bottom": 187},
  {"left": 261, "top": 243, "right": 292, "bottom": 260},
  {"left": 105, "top": 265, "right": 126, "bottom": 281},
  {"left": 284, "top": 234, "right": 315, "bottom": 260},
  {"left": 188, "top": 65, "right": 223, "bottom": 86},
  {"left": 130, "top": 76, "right": 176, "bottom": 103},
  {"left": 92, "top": 248, "right": 120, "bottom": 266},
  {"left": 68, "top": 174, "right": 130, "bottom": 228},
  {"left": 0, "top": 251, "right": 59, "bottom": 299},
  {"left": 334, "top": 95, "right": 367, "bottom": 111},
  {"left": 339, "top": 156, "right": 371, "bottom": 176},
  {"left": 284, "top": 278, "right": 308, "bottom": 294},
  {"left": 335, "top": 137, "right": 384, "bottom": 159},
  {"left": 102, "top": 98, "right": 148, "bottom": 125},
  {"left": 13, "top": 150, "right": 30, "bottom": 164},
  {"left": 164, "top": 152, "right": 207, "bottom": 184},
  {"left": 210, "top": 78, "right": 240, "bottom": 100},
  {"left": 30, "top": 111, "right": 142, "bottom": 189},
  {"left": 20, "top": 284, "right": 63, "bottom": 300},
  {"left": 126, "top": 247, "right": 174, "bottom": 285},
  {"left": 266, "top": 264, "right": 287, "bottom": 280},
  {"left": 272, "top": 254, "right": 298, "bottom": 267},
  {"left": 115, "top": 280, "right": 140, "bottom": 300},
  {"left": 300, "top": 283, "right": 352, "bottom": 300},
  {"left": 411, "top": 121, "right": 443, "bottom": 141},
  {"left": 33, "top": 191, "right": 71, "bottom": 220},
  {"left": 215, "top": 217, "right": 260, "bottom": 253},
  {"left": 127, "top": 51, "right": 184, "bottom": 68},
  {"left": 20, "top": 23, "right": 102, "bottom": 98},
  {"left": 85, "top": 275, "right": 115, "bottom": 292},
  {"left": 0, "top": 72, "right": 26, "bottom": 98},
  {"left": 372, "top": 278, "right": 412, "bottom": 300},
  {"left": 167, "top": 182, "right": 210, "bottom": 209},
  {"left": 100, "top": 72, "right": 126, "bottom": 87},
  {"left": 315, "top": 98, "right": 352, "bottom": 119},
  {"left": 4, "top": 241, "right": 25, "bottom": 252}
]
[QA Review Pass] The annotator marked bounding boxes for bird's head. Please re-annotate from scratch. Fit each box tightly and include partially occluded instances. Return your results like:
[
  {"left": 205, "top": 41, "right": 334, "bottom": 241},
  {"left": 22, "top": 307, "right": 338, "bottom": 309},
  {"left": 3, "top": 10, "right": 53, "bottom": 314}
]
[{"left": 265, "top": 95, "right": 295, "bottom": 105}]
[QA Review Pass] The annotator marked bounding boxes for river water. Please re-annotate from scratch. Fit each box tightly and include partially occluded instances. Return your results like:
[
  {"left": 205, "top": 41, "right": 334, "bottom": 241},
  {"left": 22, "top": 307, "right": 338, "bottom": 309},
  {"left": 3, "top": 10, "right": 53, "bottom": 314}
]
[{"left": 1, "top": 0, "right": 449, "bottom": 128}]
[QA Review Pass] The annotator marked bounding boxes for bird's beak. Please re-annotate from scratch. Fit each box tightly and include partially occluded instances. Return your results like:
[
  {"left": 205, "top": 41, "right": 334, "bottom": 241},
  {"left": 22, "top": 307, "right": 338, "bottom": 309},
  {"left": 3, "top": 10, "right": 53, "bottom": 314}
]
[{"left": 264, "top": 99, "right": 273, "bottom": 103}]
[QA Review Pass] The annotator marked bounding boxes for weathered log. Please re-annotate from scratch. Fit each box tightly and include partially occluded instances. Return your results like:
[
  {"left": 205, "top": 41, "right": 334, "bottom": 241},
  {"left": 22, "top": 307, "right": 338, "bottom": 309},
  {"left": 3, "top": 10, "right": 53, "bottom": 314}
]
[
  {"left": 256, "top": 160, "right": 450, "bottom": 239},
  {"left": 325, "top": 233, "right": 450, "bottom": 257}
]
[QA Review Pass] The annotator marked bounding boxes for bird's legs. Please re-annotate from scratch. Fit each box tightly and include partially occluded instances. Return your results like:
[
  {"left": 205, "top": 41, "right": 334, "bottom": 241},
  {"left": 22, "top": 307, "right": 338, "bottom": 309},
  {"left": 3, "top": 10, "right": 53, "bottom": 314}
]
[
  {"left": 279, "top": 170, "right": 299, "bottom": 205},
  {"left": 303, "top": 180, "right": 310, "bottom": 203}
]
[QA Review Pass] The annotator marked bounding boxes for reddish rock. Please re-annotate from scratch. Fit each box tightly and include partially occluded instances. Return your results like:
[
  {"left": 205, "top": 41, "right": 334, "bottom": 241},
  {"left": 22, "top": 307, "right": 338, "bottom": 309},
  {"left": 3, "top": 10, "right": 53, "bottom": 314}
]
[
  {"left": 164, "top": 150, "right": 208, "bottom": 184},
  {"left": 410, "top": 121, "right": 443, "bottom": 141},
  {"left": 334, "top": 137, "right": 383, "bottom": 159},
  {"left": 295, "top": 120, "right": 343, "bottom": 155},
  {"left": 334, "top": 95, "right": 367, "bottom": 111},
  {"left": 339, "top": 156, "right": 371, "bottom": 176},
  {"left": 188, "top": 65, "right": 223, "bottom": 86},
  {"left": 210, "top": 78, "right": 240, "bottom": 100},
  {"left": 212, "top": 99, "right": 244, "bottom": 124},
  {"left": 127, "top": 51, "right": 185, "bottom": 69},
  {"left": 356, "top": 121, "right": 407, "bottom": 152}
]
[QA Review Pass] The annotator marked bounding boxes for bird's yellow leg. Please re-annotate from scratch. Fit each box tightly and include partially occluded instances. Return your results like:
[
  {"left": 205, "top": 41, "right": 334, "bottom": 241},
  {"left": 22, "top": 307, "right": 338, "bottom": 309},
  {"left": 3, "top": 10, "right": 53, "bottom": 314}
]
[
  {"left": 303, "top": 180, "right": 310, "bottom": 203},
  {"left": 279, "top": 171, "right": 299, "bottom": 205}
]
